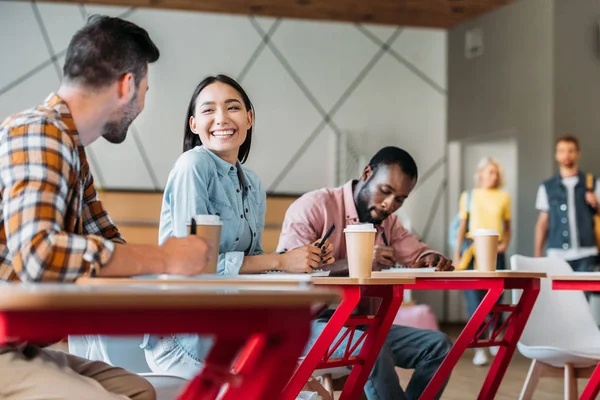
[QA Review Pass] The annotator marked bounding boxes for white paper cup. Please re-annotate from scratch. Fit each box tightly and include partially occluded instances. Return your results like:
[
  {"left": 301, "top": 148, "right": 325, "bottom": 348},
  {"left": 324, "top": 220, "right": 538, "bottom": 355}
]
[
  {"left": 472, "top": 229, "right": 500, "bottom": 272},
  {"left": 344, "top": 223, "right": 377, "bottom": 278},
  {"left": 187, "top": 215, "right": 222, "bottom": 274}
]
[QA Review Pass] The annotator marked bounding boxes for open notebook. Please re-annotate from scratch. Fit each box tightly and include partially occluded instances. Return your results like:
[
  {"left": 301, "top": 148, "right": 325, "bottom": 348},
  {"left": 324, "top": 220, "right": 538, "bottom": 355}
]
[
  {"left": 385, "top": 265, "right": 438, "bottom": 272},
  {"left": 263, "top": 269, "right": 330, "bottom": 277}
]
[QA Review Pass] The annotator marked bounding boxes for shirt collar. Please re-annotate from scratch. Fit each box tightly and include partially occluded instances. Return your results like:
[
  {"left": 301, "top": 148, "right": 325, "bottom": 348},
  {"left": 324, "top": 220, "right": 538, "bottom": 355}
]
[
  {"left": 201, "top": 146, "right": 239, "bottom": 177},
  {"left": 200, "top": 146, "right": 256, "bottom": 193},
  {"left": 45, "top": 93, "right": 82, "bottom": 147},
  {"left": 343, "top": 180, "right": 360, "bottom": 224}
]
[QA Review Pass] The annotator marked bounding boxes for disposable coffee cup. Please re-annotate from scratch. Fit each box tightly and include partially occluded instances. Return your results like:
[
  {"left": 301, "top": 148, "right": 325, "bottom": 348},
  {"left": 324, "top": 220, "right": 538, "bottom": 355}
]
[
  {"left": 188, "top": 215, "right": 222, "bottom": 274},
  {"left": 344, "top": 223, "right": 377, "bottom": 278},
  {"left": 472, "top": 229, "right": 500, "bottom": 272}
]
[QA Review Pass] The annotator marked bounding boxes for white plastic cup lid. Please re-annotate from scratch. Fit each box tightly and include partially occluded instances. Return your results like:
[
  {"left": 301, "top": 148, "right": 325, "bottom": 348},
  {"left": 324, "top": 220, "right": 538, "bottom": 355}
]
[
  {"left": 472, "top": 228, "right": 500, "bottom": 237},
  {"left": 189, "top": 215, "right": 222, "bottom": 225},
  {"left": 344, "top": 223, "right": 377, "bottom": 233}
]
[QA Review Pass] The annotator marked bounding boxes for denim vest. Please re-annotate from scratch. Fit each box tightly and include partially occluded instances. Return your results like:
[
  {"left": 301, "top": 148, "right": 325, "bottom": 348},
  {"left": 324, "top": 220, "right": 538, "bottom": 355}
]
[{"left": 543, "top": 172, "right": 596, "bottom": 250}]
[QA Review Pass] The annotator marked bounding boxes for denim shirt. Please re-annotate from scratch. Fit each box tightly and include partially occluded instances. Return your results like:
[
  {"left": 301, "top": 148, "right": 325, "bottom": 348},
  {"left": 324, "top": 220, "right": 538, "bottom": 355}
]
[
  {"left": 159, "top": 146, "right": 266, "bottom": 275},
  {"left": 138, "top": 147, "right": 267, "bottom": 364}
]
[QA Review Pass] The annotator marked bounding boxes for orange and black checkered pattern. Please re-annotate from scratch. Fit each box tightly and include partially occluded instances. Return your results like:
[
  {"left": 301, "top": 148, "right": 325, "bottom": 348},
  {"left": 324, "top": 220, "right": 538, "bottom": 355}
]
[{"left": 0, "top": 94, "right": 125, "bottom": 282}]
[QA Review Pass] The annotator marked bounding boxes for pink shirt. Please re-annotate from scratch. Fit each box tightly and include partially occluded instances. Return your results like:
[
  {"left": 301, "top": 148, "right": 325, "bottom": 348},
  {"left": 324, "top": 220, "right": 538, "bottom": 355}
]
[{"left": 277, "top": 181, "right": 438, "bottom": 265}]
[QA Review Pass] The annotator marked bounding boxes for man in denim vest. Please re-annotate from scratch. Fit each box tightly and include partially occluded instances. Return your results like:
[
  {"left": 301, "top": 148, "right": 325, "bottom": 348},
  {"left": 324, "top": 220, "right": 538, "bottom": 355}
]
[{"left": 534, "top": 135, "right": 600, "bottom": 274}]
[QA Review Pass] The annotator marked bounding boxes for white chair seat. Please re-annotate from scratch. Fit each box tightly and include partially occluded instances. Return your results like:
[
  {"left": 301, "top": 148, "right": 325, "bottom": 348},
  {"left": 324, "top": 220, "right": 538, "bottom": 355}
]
[
  {"left": 140, "top": 374, "right": 189, "bottom": 399},
  {"left": 518, "top": 343, "right": 600, "bottom": 368},
  {"left": 297, "top": 356, "right": 350, "bottom": 380},
  {"left": 69, "top": 335, "right": 189, "bottom": 400},
  {"left": 311, "top": 366, "right": 350, "bottom": 380}
]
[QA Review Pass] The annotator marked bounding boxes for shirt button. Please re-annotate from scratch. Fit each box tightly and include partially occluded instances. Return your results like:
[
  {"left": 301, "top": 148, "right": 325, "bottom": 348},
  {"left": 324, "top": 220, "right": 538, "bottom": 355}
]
[
  {"left": 561, "top": 218, "right": 568, "bottom": 223},
  {"left": 216, "top": 212, "right": 220, "bottom": 216},
  {"left": 560, "top": 204, "right": 567, "bottom": 211},
  {"left": 236, "top": 189, "right": 240, "bottom": 193},
  {"left": 230, "top": 167, "right": 234, "bottom": 171},
  {"left": 235, "top": 237, "right": 239, "bottom": 241},
  {"left": 241, "top": 215, "right": 244, "bottom": 219},
  {"left": 563, "top": 243, "right": 569, "bottom": 249},
  {"left": 245, "top": 208, "right": 249, "bottom": 213},
  {"left": 563, "top": 231, "right": 569, "bottom": 237},
  {"left": 253, "top": 233, "right": 256, "bottom": 237}
]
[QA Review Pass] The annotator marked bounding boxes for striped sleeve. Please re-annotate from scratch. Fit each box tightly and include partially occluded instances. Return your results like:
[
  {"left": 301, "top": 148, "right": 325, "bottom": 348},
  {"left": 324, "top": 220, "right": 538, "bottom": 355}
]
[{"left": 0, "top": 120, "right": 116, "bottom": 281}]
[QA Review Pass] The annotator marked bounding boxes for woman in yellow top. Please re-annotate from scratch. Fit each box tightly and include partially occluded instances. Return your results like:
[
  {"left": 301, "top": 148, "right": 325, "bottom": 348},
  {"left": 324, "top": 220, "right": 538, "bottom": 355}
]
[{"left": 454, "top": 157, "right": 511, "bottom": 367}]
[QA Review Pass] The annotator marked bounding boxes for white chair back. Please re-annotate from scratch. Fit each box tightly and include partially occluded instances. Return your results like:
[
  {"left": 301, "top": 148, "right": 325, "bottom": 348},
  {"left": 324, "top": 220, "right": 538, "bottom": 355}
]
[{"left": 510, "top": 255, "right": 600, "bottom": 350}]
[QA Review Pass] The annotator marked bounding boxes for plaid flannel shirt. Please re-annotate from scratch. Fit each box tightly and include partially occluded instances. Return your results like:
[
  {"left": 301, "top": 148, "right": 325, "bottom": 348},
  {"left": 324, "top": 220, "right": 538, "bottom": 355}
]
[{"left": 0, "top": 93, "right": 125, "bottom": 282}]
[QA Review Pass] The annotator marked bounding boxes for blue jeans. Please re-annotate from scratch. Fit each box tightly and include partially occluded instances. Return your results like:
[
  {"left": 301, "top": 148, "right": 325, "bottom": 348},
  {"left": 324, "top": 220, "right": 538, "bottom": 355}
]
[
  {"left": 143, "top": 324, "right": 452, "bottom": 400},
  {"left": 464, "top": 253, "right": 506, "bottom": 335}
]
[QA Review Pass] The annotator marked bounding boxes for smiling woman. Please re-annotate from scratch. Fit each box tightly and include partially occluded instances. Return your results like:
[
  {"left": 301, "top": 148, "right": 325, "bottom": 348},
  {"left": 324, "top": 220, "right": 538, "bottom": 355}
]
[{"left": 129, "top": 74, "right": 337, "bottom": 380}]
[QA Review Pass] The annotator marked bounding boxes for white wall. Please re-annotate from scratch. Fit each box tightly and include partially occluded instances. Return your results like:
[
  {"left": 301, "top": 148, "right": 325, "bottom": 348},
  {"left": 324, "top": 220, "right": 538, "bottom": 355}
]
[{"left": 0, "top": 2, "right": 448, "bottom": 252}]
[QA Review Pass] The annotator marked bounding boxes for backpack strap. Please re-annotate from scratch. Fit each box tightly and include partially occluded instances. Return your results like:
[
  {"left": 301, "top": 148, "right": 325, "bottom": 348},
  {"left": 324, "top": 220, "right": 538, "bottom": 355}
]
[{"left": 587, "top": 173, "right": 595, "bottom": 192}]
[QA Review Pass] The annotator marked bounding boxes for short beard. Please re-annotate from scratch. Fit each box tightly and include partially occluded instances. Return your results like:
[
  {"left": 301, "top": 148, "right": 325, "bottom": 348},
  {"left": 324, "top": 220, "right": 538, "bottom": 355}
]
[
  {"left": 356, "top": 184, "right": 385, "bottom": 224},
  {"left": 102, "top": 93, "right": 139, "bottom": 144}
]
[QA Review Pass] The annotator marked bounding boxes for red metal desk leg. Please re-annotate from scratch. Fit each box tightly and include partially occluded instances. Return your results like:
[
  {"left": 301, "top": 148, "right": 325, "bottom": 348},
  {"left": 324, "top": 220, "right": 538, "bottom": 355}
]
[
  {"left": 178, "top": 337, "right": 247, "bottom": 400},
  {"left": 280, "top": 286, "right": 362, "bottom": 400},
  {"left": 339, "top": 284, "right": 404, "bottom": 400},
  {"left": 580, "top": 363, "right": 600, "bottom": 400},
  {"left": 420, "top": 282, "right": 504, "bottom": 399},
  {"left": 478, "top": 279, "right": 540, "bottom": 400},
  {"left": 222, "top": 314, "right": 312, "bottom": 400},
  {"left": 178, "top": 309, "right": 312, "bottom": 400}
]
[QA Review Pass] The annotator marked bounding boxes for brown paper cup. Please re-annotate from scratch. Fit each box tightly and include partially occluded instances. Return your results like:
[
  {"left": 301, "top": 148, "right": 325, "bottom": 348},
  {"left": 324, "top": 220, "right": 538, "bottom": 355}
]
[
  {"left": 473, "top": 229, "right": 500, "bottom": 272},
  {"left": 344, "top": 223, "right": 377, "bottom": 278},
  {"left": 188, "top": 215, "right": 222, "bottom": 274}
]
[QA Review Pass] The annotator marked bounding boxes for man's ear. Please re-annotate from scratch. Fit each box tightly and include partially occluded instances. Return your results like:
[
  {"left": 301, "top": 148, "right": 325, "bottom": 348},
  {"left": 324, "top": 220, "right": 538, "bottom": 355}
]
[
  {"left": 117, "top": 73, "right": 135, "bottom": 102},
  {"left": 361, "top": 165, "right": 374, "bottom": 182}
]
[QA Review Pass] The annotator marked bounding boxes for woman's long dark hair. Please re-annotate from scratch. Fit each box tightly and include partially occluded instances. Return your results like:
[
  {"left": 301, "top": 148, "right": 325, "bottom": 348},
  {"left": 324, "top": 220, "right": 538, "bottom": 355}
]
[{"left": 183, "top": 75, "right": 254, "bottom": 163}]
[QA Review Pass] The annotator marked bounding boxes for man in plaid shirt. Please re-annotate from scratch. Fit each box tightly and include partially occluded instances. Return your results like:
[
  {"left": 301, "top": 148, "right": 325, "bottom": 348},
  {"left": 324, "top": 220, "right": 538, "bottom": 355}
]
[{"left": 0, "top": 16, "right": 212, "bottom": 400}]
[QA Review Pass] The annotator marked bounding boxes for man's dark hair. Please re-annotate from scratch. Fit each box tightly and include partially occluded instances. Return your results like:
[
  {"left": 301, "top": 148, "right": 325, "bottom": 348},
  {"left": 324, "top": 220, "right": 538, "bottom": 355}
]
[
  {"left": 63, "top": 15, "right": 160, "bottom": 89},
  {"left": 556, "top": 134, "right": 580, "bottom": 150},
  {"left": 368, "top": 146, "right": 419, "bottom": 181}
]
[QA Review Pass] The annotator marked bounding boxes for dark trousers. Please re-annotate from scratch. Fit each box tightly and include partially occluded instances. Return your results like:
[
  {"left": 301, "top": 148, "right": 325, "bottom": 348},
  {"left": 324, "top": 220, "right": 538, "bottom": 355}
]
[
  {"left": 568, "top": 255, "right": 598, "bottom": 300},
  {"left": 464, "top": 253, "right": 507, "bottom": 337}
]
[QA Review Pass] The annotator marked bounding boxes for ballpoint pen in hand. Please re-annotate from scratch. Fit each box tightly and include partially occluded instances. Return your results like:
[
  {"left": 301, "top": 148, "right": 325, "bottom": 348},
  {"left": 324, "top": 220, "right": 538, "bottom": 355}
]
[{"left": 317, "top": 223, "right": 336, "bottom": 248}]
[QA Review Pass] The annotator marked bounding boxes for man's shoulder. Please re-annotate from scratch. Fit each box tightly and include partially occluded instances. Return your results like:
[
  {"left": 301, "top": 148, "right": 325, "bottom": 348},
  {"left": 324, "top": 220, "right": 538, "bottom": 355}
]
[
  {"left": 290, "top": 187, "right": 341, "bottom": 214},
  {"left": 0, "top": 108, "right": 77, "bottom": 160},
  {"left": 298, "top": 186, "right": 340, "bottom": 204}
]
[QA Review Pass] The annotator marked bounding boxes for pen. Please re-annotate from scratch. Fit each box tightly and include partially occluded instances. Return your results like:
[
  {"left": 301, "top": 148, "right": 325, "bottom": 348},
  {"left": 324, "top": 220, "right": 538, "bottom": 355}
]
[
  {"left": 190, "top": 218, "right": 197, "bottom": 235},
  {"left": 381, "top": 229, "right": 389, "bottom": 246},
  {"left": 317, "top": 223, "right": 336, "bottom": 248}
]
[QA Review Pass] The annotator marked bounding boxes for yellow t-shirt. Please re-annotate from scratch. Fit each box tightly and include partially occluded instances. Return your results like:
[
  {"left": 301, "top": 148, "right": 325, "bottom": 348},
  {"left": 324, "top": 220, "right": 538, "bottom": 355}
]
[{"left": 459, "top": 189, "right": 511, "bottom": 240}]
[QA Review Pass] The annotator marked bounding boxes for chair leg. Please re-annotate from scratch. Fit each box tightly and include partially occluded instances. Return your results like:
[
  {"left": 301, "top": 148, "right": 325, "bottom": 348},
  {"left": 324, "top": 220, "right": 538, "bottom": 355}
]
[
  {"left": 519, "top": 359, "right": 543, "bottom": 400},
  {"left": 565, "top": 363, "right": 578, "bottom": 400},
  {"left": 322, "top": 374, "right": 334, "bottom": 397}
]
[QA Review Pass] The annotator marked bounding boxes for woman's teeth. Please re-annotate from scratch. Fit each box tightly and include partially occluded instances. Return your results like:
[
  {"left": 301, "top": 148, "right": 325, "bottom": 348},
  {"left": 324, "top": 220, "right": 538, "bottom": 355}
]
[{"left": 212, "top": 130, "right": 235, "bottom": 137}]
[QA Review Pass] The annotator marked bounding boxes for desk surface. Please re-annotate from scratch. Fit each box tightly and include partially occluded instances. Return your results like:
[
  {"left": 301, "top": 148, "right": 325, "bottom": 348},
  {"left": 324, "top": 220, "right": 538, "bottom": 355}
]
[
  {"left": 76, "top": 274, "right": 313, "bottom": 286},
  {"left": 312, "top": 276, "right": 416, "bottom": 285},
  {"left": 550, "top": 273, "right": 600, "bottom": 281},
  {"left": 372, "top": 270, "right": 547, "bottom": 279},
  {"left": 0, "top": 283, "right": 339, "bottom": 310}
]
